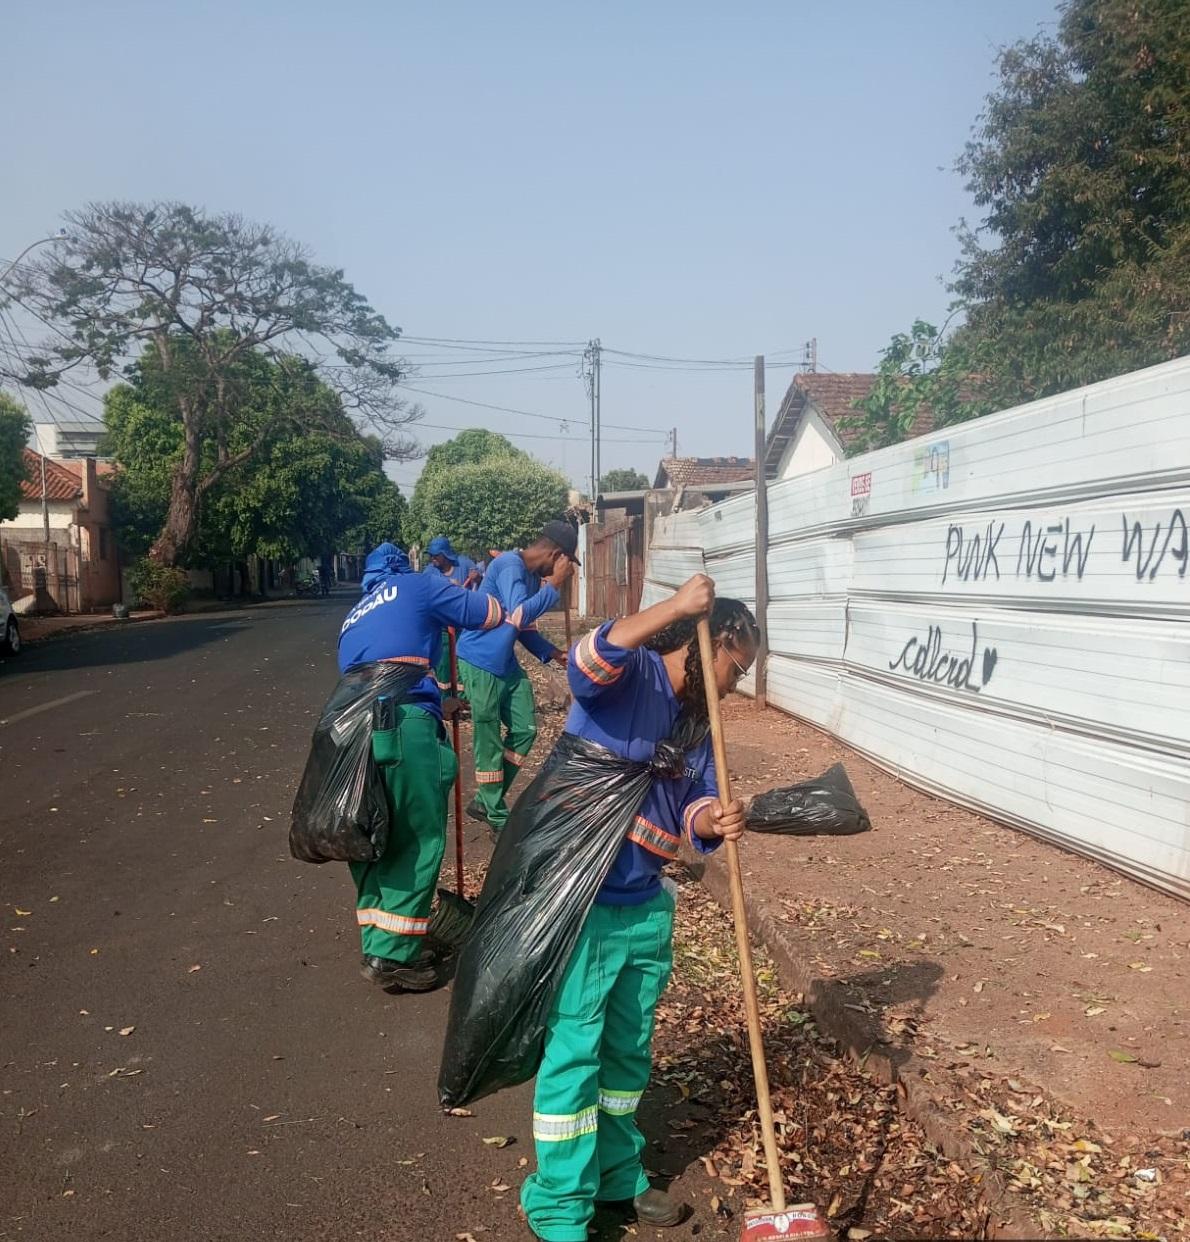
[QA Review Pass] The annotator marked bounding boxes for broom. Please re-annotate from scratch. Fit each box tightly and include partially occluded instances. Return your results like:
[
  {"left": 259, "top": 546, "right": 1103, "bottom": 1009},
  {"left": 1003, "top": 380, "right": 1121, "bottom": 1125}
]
[
  {"left": 428, "top": 628, "right": 476, "bottom": 953},
  {"left": 696, "top": 619, "right": 831, "bottom": 1242}
]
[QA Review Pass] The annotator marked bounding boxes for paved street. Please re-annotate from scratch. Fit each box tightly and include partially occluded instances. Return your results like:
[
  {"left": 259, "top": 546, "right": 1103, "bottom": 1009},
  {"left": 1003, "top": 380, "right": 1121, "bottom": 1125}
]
[{"left": 0, "top": 597, "right": 533, "bottom": 1241}]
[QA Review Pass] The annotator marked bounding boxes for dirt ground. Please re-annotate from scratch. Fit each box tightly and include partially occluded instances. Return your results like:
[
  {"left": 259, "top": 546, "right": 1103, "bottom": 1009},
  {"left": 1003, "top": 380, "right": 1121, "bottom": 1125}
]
[{"left": 524, "top": 615, "right": 1188, "bottom": 1237}]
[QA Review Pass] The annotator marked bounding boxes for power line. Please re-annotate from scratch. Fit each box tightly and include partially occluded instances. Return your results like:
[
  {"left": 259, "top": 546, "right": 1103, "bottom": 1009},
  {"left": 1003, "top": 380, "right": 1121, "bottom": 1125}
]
[
  {"left": 416, "top": 419, "right": 661, "bottom": 445},
  {"left": 400, "top": 334, "right": 586, "bottom": 348},
  {"left": 399, "top": 384, "right": 664, "bottom": 434}
]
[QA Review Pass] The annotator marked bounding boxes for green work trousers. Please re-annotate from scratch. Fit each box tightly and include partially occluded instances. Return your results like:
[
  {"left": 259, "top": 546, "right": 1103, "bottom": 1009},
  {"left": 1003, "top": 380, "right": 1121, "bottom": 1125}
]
[
  {"left": 348, "top": 706, "right": 458, "bottom": 963},
  {"left": 459, "top": 658, "right": 537, "bottom": 829},
  {"left": 520, "top": 889, "right": 675, "bottom": 1242}
]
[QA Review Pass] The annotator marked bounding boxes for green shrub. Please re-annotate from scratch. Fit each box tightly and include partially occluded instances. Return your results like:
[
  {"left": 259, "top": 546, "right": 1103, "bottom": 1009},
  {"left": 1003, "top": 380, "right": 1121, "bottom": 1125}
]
[{"left": 128, "top": 559, "right": 190, "bottom": 614}]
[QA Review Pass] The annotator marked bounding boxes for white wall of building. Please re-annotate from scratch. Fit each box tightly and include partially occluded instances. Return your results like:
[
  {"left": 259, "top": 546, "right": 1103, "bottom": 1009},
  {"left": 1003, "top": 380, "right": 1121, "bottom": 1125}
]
[
  {"left": 775, "top": 405, "right": 844, "bottom": 481},
  {"left": 645, "top": 356, "right": 1190, "bottom": 900}
]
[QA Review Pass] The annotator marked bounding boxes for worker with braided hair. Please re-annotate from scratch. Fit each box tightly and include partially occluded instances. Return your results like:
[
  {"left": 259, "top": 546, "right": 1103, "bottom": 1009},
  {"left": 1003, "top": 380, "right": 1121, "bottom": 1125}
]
[{"left": 521, "top": 574, "right": 760, "bottom": 1242}]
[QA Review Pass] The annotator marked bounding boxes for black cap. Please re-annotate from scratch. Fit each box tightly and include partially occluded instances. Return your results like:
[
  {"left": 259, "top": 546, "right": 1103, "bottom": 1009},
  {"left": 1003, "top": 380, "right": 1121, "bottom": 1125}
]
[{"left": 542, "top": 520, "right": 580, "bottom": 565}]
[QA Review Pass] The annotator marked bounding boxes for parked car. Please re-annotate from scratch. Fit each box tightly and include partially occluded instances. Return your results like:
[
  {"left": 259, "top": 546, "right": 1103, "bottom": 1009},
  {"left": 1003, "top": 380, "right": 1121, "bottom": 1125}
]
[{"left": 0, "top": 587, "right": 19, "bottom": 655}]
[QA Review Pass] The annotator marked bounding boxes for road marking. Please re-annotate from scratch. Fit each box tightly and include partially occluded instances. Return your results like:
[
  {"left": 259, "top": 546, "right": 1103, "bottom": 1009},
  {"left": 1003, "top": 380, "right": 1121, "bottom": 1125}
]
[{"left": 0, "top": 690, "right": 96, "bottom": 727}]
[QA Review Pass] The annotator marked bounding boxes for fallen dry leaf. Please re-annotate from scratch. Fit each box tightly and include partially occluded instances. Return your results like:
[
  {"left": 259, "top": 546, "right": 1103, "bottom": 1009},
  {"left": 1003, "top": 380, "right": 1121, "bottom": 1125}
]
[
  {"left": 447, "top": 1107, "right": 474, "bottom": 1117},
  {"left": 118, "top": 1026, "right": 135, "bottom": 1037},
  {"left": 1108, "top": 1050, "right": 1138, "bottom": 1064},
  {"left": 481, "top": 1136, "right": 513, "bottom": 1148}
]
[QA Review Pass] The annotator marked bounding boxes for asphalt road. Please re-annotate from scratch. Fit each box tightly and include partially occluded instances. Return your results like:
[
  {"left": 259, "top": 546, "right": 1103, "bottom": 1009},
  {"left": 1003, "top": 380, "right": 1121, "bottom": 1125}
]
[{"left": 0, "top": 596, "right": 536, "bottom": 1242}]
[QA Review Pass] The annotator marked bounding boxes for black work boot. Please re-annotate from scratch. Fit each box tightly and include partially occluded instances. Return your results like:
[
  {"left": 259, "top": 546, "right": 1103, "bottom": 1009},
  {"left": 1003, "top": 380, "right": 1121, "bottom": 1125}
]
[
  {"left": 360, "top": 949, "right": 438, "bottom": 992},
  {"left": 465, "top": 798, "right": 491, "bottom": 826},
  {"left": 598, "top": 1186, "right": 686, "bottom": 1228}
]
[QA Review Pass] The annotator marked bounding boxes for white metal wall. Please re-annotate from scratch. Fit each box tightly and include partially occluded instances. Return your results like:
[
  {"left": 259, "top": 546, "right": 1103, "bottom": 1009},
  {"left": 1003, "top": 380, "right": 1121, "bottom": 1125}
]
[{"left": 644, "top": 357, "right": 1190, "bottom": 900}]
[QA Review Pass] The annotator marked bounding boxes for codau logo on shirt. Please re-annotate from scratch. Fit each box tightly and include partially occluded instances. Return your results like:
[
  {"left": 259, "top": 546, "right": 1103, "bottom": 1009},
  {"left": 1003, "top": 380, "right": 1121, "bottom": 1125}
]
[{"left": 339, "top": 584, "right": 399, "bottom": 634}]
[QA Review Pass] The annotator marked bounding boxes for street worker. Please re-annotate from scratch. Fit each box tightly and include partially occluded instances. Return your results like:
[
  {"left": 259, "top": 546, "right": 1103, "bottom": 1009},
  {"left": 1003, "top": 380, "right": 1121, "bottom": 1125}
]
[
  {"left": 456, "top": 521, "right": 578, "bottom": 834},
  {"left": 424, "top": 535, "right": 482, "bottom": 691},
  {"left": 337, "top": 541, "right": 503, "bottom": 991},
  {"left": 520, "top": 575, "right": 758, "bottom": 1241}
]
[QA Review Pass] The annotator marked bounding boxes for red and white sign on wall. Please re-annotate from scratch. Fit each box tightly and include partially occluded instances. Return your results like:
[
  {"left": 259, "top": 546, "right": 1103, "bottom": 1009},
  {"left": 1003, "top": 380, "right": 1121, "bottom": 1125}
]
[{"left": 850, "top": 472, "right": 872, "bottom": 498}]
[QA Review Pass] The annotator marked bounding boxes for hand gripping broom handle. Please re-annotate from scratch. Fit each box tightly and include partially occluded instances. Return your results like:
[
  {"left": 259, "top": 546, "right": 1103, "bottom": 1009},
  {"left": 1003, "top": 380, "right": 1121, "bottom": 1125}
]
[
  {"left": 696, "top": 619, "right": 786, "bottom": 1212},
  {"left": 448, "top": 628, "right": 465, "bottom": 895}
]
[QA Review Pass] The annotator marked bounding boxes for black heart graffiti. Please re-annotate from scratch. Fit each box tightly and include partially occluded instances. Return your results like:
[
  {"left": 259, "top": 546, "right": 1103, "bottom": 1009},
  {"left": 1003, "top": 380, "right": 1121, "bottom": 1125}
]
[{"left": 982, "top": 645, "right": 998, "bottom": 684}]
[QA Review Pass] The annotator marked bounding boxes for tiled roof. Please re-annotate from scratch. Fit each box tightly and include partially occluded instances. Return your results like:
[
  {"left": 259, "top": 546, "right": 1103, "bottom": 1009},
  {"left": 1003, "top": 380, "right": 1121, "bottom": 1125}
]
[
  {"left": 763, "top": 372, "right": 935, "bottom": 475},
  {"left": 654, "top": 456, "right": 755, "bottom": 489},
  {"left": 19, "top": 450, "right": 83, "bottom": 503}
]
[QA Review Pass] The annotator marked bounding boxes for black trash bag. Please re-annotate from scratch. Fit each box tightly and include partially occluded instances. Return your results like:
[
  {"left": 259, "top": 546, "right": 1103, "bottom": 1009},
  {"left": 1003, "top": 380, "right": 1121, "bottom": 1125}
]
[
  {"left": 289, "top": 661, "right": 426, "bottom": 864},
  {"left": 427, "top": 887, "right": 476, "bottom": 953},
  {"left": 438, "top": 722, "right": 703, "bottom": 1109},
  {"left": 745, "top": 762, "right": 871, "bottom": 836}
]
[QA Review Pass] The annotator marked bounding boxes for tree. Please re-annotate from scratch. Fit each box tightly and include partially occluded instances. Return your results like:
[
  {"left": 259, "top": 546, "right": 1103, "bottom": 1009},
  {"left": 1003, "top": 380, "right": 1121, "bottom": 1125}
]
[
  {"left": 415, "top": 456, "right": 569, "bottom": 553},
  {"left": 838, "top": 321, "right": 991, "bottom": 454},
  {"left": 0, "top": 393, "right": 31, "bottom": 523},
  {"left": 407, "top": 427, "right": 526, "bottom": 545},
  {"left": 951, "top": 0, "right": 1190, "bottom": 407},
  {"left": 103, "top": 344, "right": 403, "bottom": 566},
  {"left": 849, "top": 0, "right": 1190, "bottom": 450},
  {"left": 13, "top": 201, "right": 419, "bottom": 565},
  {"left": 599, "top": 467, "right": 650, "bottom": 492},
  {"left": 344, "top": 476, "right": 408, "bottom": 553}
]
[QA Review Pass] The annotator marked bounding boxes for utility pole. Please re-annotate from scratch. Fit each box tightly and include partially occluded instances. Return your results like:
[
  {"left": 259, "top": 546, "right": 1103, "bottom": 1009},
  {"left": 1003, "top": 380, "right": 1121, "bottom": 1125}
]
[
  {"left": 753, "top": 355, "right": 769, "bottom": 711},
  {"left": 800, "top": 337, "right": 818, "bottom": 373},
  {"left": 669, "top": 427, "right": 678, "bottom": 458},
  {"left": 585, "top": 338, "right": 602, "bottom": 498}
]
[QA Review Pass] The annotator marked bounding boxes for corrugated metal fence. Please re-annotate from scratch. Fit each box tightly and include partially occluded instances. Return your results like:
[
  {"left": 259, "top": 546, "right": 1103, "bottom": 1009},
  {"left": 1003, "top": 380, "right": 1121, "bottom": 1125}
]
[{"left": 643, "top": 357, "right": 1190, "bottom": 900}]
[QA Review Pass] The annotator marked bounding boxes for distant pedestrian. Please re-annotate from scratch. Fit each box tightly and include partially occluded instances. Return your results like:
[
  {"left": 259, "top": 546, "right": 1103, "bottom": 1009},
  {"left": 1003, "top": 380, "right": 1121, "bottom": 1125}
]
[
  {"left": 457, "top": 522, "right": 577, "bottom": 834},
  {"left": 337, "top": 541, "right": 503, "bottom": 991}
]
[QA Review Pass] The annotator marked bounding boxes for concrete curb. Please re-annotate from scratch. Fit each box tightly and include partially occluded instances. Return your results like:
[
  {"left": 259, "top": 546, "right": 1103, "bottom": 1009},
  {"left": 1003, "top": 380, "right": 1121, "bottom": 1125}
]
[{"left": 695, "top": 849, "right": 1038, "bottom": 1239}]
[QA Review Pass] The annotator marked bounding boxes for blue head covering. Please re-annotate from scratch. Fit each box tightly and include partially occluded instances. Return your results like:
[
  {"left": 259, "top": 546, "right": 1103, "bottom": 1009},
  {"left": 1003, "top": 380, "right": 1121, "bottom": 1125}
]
[
  {"left": 426, "top": 535, "right": 459, "bottom": 564},
  {"left": 361, "top": 541, "right": 411, "bottom": 594}
]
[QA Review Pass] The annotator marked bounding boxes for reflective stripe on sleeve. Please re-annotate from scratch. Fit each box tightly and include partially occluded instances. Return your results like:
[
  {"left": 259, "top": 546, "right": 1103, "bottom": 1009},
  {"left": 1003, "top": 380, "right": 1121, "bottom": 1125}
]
[{"left": 532, "top": 1106, "right": 598, "bottom": 1143}]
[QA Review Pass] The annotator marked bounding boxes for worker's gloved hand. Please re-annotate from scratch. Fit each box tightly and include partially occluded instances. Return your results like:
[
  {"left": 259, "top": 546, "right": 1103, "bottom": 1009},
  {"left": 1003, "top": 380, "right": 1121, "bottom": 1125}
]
[
  {"left": 442, "top": 696, "right": 464, "bottom": 720},
  {"left": 550, "top": 649, "right": 568, "bottom": 668},
  {"left": 696, "top": 797, "right": 746, "bottom": 842}
]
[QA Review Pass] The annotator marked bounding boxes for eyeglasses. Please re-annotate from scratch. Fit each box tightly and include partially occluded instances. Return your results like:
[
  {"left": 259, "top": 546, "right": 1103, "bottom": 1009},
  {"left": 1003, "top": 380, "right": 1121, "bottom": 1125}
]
[{"left": 725, "top": 648, "right": 750, "bottom": 684}]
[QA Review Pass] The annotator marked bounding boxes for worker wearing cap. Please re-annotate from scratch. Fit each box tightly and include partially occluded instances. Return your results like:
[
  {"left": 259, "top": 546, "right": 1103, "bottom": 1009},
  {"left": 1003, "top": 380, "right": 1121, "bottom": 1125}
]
[
  {"left": 338, "top": 541, "right": 504, "bottom": 992},
  {"left": 456, "top": 521, "right": 578, "bottom": 833},
  {"left": 425, "top": 536, "right": 482, "bottom": 691}
]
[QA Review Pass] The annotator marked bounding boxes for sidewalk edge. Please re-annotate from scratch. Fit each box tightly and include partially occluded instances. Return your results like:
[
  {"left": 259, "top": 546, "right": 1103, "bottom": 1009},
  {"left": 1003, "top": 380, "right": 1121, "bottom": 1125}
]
[{"left": 696, "top": 850, "right": 1040, "bottom": 1239}]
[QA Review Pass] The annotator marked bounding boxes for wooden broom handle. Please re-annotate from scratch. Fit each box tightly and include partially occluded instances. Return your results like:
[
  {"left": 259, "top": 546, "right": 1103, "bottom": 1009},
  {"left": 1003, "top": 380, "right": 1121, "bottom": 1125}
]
[{"left": 696, "top": 619, "right": 786, "bottom": 1211}]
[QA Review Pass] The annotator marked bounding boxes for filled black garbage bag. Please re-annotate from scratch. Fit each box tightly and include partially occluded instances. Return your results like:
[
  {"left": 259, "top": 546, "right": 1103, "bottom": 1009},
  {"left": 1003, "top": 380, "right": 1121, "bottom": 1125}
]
[
  {"left": 438, "top": 723, "right": 702, "bottom": 1109},
  {"left": 745, "top": 763, "right": 871, "bottom": 836},
  {"left": 289, "top": 661, "right": 426, "bottom": 864}
]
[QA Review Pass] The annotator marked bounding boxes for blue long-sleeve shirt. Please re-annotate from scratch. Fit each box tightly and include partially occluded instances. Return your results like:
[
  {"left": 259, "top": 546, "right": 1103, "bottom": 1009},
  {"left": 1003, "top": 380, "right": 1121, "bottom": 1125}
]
[
  {"left": 426, "top": 553, "right": 481, "bottom": 589},
  {"left": 456, "top": 551, "right": 559, "bottom": 677},
  {"left": 567, "top": 621, "right": 721, "bottom": 906},
  {"left": 338, "top": 571, "right": 503, "bottom": 719}
]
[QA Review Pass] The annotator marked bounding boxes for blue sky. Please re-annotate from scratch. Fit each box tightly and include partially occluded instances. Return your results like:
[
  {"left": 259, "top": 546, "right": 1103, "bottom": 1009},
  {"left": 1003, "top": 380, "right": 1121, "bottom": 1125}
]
[{"left": 1, "top": 0, "right": 1058, "bottom": 493}]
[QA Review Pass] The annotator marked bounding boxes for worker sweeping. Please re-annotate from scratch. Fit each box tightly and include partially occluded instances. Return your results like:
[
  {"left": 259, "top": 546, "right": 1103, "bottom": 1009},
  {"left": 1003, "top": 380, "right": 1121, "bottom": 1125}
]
[
  {"left": 519, "top": 575, "right": 759, "bottom": 1241},
  {"left": 456, "top": 521, "right": 577, "bottom": 835},
  {"left": 336, "top": 541, "right": 503, "bottom": 991}
]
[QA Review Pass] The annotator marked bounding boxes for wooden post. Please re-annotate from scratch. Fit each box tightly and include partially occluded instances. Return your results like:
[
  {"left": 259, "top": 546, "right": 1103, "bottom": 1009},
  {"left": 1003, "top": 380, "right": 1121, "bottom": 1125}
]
[{"left": 753, "top": 355, "right": 769, "bottom": 710}]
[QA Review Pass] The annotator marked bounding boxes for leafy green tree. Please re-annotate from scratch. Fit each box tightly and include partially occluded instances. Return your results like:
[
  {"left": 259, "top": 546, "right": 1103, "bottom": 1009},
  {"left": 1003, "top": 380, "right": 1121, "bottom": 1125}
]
[
  {"left": 416, "top": 456, "right": 569, "bottom": 553},
  {"left": 599, "top": 467, "right": 649, "bottom": 492},
  {"left": 345, "top": 476, "right": 407, "bottom": 553},
  {"left": 952, "top": 0, "right": 1190, "bottom": 406},
  {"left": 103, "top": 345, "right": 401, "bottom": 566},
  {"left": 849, "top": 0, "right": 1190, "bottom": 449},
  {"left": 407, "top": 427, "right": 526, "bottom": 544},
  {"left": 14, "top": 201, "right": 418, "bottom": 565},
  {"left": 0, "top": 392, "right": 31, "bottom": 523}
]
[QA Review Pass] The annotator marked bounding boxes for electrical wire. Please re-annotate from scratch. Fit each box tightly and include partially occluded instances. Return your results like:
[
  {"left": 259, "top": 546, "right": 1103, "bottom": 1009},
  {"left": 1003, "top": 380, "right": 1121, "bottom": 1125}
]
[
  {"left": 399, "top": 384, "right": 666, "bottom": 434},
  {"left": 416, "top": 419, "right": 663, "bottom": 445}
]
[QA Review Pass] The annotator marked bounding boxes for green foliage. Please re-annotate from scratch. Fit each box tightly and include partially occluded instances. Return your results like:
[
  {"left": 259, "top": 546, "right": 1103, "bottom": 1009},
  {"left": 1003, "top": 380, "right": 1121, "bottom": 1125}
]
[
  {"left": 127, "top": 559, "right": 190, "bottom": 614},
  {"left": 852, "top": 0, "right": 1190, "bottom": 449},
  {"left": 600, "top": 468, "right": 650, "bottom": 492},
  {"left": 345, "top": 477, "right": 408, "bottom": 553},
  {"left": 957, "top": 0, "right": 1190, "bottom": 401},
  {"left": 0, "top": 392, "right": 31, "bottom": 523},
  {"left": 103, "top": 344, "right": 403, "bottom": 565},
  {"left": 407, "top": 428, "right": 527, "bottom": 545},
  {"left": 416, "top": 456, "right": 569, "bottom": 553},
  {"left": 14, "top": 201, "right": 417, "bottom": 564},
  {"left": 840, "top": 321, "right": 993, "bottom": 454}
]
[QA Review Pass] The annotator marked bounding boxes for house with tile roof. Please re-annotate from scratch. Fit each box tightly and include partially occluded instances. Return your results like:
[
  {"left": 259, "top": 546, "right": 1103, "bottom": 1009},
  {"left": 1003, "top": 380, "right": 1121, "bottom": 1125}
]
[
  {"left": 0, "top": 449, "right": 121, "bottom": 610},
  {"left": 762, "top": 372, "right": 935, "bottom": 481},
  {"left": 652, "top": 455, "right": 755, "bottom": 499}
]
